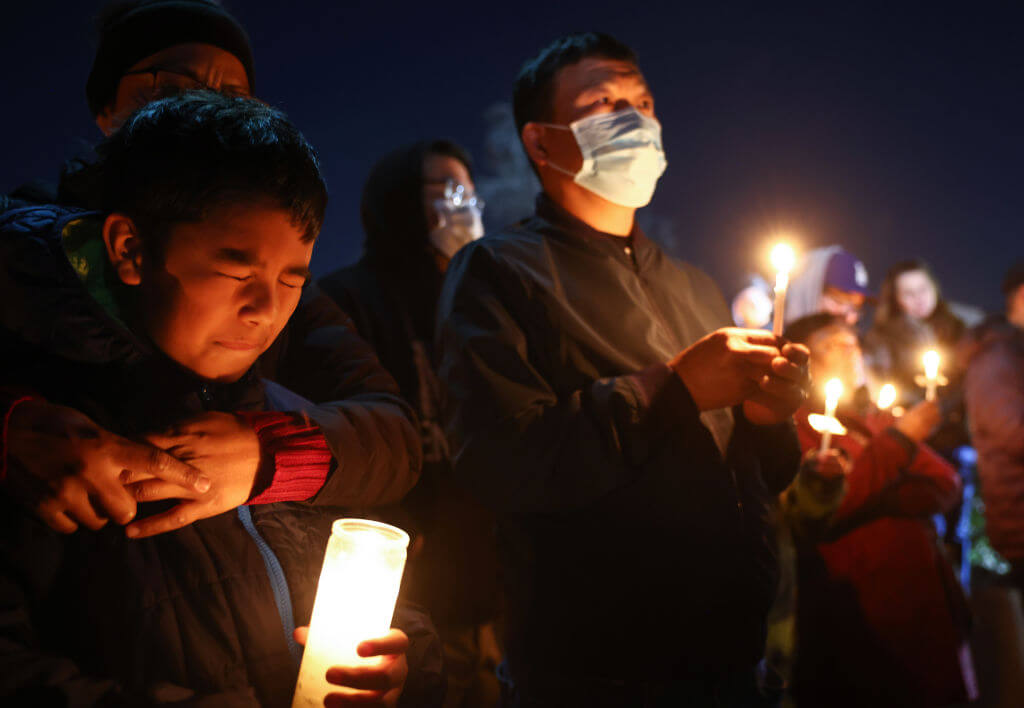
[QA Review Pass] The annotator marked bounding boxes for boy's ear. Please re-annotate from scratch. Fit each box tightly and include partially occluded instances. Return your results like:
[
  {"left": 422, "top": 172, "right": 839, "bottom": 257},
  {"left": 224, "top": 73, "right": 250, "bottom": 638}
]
[{"left": 102, "top": 213, "right": 144, "bottom": 286}]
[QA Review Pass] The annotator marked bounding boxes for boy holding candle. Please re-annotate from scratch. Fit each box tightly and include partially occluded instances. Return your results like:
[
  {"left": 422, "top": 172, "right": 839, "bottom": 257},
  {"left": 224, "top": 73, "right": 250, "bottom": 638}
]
[
  {"left": 2, "top": 0, "right": 423, "bottom": 542},
  {"left": 782, "top": 313, "right": 974, "bottom": 707},
  {"left": 0, "top": 93, "right": 440, "bottom": 706}
]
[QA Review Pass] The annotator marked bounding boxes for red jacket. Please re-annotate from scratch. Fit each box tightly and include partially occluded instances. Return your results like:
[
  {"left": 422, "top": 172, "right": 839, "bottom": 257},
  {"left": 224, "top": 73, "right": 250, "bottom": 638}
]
[
  {"left": 962, "top": 317, "right": 1024, "bottom": 562},
  {"left": 792, "top": 405, "right": 974, "bottom": 707}
]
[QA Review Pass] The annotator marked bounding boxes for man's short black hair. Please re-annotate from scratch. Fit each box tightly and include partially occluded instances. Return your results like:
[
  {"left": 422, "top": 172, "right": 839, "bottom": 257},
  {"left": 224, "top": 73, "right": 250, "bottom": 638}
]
[
  {"left": 84, "top": 91, "right": 326, "bottom": 250},
  {"left": 784, "top": 313, "right": 848, "bottom": 346},
  {"left": 512, "top": 32, "right": 638, "bottom": 137}
]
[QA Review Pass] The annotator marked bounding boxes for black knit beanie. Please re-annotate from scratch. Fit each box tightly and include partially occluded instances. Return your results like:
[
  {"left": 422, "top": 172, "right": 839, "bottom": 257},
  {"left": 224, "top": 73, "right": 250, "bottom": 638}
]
[{"left": 86, "top": 0, "right": 255, "bottom": 116}]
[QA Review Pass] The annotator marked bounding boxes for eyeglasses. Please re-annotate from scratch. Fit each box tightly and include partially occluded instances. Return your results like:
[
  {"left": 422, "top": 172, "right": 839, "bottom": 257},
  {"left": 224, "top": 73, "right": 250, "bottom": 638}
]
[
  {"left": 119, "top": 67, "right": 252, "bottom": 102},
  {"left": 426, "top": 178, "right": 484, "bottom": 211}
]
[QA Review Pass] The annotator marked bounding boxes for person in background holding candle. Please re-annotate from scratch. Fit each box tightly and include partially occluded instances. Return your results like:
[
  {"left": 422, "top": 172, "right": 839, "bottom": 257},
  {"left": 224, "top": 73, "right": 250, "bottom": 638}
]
[
  {"left": 783, "top": 246, "right": 872, "bottom": 327},
  {"left": 782, "top": 313, "right": 975, "bottom": 708},
  {"left": 437, "top": 32, "right": 810, "bottom": 706},
  {"left": 0, "top": 94, "right": 442, "bottom": 707},
  {"left": 864, "top": 260, "right": 975, "bottom": 456}
]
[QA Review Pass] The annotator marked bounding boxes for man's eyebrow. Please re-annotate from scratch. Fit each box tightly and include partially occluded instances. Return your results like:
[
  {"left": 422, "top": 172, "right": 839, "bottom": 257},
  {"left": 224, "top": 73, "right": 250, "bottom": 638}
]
[{"left": 578, "top": 67, "right": 646, "bottom": 94}]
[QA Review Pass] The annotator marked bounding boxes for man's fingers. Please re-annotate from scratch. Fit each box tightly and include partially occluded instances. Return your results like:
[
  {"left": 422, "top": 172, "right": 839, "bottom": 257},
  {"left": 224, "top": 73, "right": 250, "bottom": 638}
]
[
  {"left": 125, "top": 501, "right": 200, "bottom": 539},
  {"left": 43, "top": 480, "right": 109, "bottom": 531},
  {"left": 781, "top": 342, "right": 811, "bottom": 365},
  {"left": 127, "top": 480, "right": 201, "bottom": 503},
  {"left": 293, "top": 626, "right": 309, "bottom": 646},
  {"left": 90, "top": 481, "right": 139, "bottom": 525},
  {"left": 756, "top": 375, "right": 806, "bottom": 403},
  {"left": 115, "top": 440, "right": 210, "bottom": 492},
  {"left": 36, "top": 501, "right": 79, "bottom": 534},
  {"left": 730, "top": 328, "right": 783, "bottom": 346},
  {"left": 769, "top": 356, "right": 808, "bottom": 384}
]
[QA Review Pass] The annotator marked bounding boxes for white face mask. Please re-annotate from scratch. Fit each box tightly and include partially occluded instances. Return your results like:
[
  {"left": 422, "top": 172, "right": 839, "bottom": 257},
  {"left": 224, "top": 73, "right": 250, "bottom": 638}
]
[
  {"left": 543, "top": 107, "right": 667, "bottom": 208},
  {"left": 428, "top": 180, "right": 485, "bottom": 259}
]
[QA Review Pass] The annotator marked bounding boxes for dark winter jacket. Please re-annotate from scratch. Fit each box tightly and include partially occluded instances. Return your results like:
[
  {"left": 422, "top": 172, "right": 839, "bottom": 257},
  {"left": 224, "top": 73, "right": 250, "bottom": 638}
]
[
  {"left": 0, "top": 205, "right": 443, "bottom": 707},
  {"left": 321, "top": 259, "right": 500, "bottom": 629},
  {"left": 962, "top": 316, "right": 1024, "bottom": 562},
  {"left": 436, "top": 194, "right": 801, "bottom": 689}
]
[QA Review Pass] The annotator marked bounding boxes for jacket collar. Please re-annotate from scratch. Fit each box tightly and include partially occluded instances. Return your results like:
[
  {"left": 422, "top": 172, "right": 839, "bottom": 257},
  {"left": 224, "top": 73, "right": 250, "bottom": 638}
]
[{"left": 533, "top": 192, "right": 660, "bottom": 268}]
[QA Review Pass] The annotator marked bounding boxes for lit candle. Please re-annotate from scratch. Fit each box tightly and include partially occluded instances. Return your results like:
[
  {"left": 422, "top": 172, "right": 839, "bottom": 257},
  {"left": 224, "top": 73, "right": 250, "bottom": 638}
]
[
  {"left": 808, "top": 413, "right": 848, "bottom": 450},
  {"left": 292, "top": 519, "right": 409, "bottom": 708},
  {"left": 818, "top": 378, "right": 844, "bottom": 453},
  {"left": 922, "top": 350, "right": 941, "bottom": 402},
  {"left": 770, "top": 243, "right": 796, "bottom": 337},
  {"left": 877, "top": 383, "right": 897, "bottom": 410}
]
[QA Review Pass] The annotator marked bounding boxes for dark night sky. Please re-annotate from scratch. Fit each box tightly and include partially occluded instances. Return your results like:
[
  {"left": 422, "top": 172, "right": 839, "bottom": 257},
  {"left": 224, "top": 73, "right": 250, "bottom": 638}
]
[{"left": 3, "top": 2, "right": 1022, "bottom": 312}]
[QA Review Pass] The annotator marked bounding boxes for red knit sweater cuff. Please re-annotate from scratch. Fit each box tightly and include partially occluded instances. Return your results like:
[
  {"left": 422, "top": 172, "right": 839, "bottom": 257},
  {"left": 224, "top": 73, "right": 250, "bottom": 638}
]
[
  {"left": 237, "top": 411, "right": 332, "bottom": 504},
  {"left": 1, "top": 394, "right": 37, "bottom": 483}
]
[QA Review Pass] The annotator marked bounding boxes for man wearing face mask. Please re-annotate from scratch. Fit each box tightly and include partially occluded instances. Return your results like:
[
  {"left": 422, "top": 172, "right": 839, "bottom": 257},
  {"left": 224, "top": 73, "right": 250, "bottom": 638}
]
[
  {"left": 436, "top": 33, "right": 810, "bottom": 706},
  {"left": 321, "top": 141, "right": 501, "bottom": 708}
]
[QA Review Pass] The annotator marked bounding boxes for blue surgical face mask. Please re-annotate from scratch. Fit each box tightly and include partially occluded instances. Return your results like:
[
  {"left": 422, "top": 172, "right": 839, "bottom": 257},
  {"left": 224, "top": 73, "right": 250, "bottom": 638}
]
[
  {"left": 542, "top": 107, "right": 667, "bottom": 208},
  {"left": 429, "top": 180, "right": 485, "bottom": 259}
]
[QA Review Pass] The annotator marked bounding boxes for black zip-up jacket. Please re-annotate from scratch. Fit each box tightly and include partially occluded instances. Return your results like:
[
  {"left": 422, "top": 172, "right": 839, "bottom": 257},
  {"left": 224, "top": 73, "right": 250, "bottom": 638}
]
[
  {"left": 0, "top": 205, "right": 443, "bottom": 706},
  {"left": 436, "top": 195, "right": 800, "bottom": 688}
]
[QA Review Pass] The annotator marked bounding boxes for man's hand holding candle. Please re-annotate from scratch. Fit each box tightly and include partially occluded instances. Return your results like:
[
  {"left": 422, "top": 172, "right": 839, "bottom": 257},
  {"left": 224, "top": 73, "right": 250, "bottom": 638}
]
[{"left": 670, "top": 328, "right": 810, "bottom": 424}]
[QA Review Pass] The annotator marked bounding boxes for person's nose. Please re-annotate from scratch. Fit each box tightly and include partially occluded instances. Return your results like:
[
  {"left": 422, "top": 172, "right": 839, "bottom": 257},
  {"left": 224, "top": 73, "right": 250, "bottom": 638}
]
[{"left": 239, "top": 278, "right": 277, "bottom": 327}]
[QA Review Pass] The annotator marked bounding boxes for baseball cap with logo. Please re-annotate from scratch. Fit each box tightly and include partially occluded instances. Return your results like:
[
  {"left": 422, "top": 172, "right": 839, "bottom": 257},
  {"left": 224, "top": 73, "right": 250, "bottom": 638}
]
[{"left": 823, "top": 248, "right": 872, "bottom": 297}]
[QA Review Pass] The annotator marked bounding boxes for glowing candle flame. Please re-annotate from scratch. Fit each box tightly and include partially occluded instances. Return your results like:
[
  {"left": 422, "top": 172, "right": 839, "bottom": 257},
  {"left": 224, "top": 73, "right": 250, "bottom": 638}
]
[
  {"left": 771, "top": 243, "right": 796, "bottom": 278},
  {"left": 923, "top": 350, "right": 940, "bottom": 380},
  {"left": 770, "top": 243, "right": 796, "bottom": 336},
  {"left": 808, "top": 413, "right": 848, "bottom": 436},
  {"left": 818, "top": 378, "right": 845, "bottom": 453},
  {"left": 824, "top": 378, "right": 844, "bottom": 418},
  {"left": 922, "top": 350, "right": 941, "bottom": 401},
  {"left": 877, "top": 383, "right": 897, "bottom": 410}
]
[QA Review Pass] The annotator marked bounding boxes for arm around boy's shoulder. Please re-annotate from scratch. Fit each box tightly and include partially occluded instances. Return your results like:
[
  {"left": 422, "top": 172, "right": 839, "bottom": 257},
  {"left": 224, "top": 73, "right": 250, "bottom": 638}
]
[{"left": 256, "top": 283, "right": 423, "bottom": 508}]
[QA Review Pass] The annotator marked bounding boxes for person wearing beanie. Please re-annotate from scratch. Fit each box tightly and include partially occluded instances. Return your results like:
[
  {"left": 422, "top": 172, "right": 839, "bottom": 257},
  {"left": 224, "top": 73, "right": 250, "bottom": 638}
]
[
  {"left": 87, "top": 0, "right": 255, "bottom": 134},
  {"left": 1, "top": 1, "right": 423, "bottom": 574}
]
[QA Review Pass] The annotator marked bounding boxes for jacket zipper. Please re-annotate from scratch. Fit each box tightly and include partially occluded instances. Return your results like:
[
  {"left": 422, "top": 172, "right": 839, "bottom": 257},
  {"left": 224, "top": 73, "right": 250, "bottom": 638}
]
[
  {"left": 626, "top": 247, "right": 745, "bottom": 526},
  {"left": 197, "top": 382, "right": 302, "bottom": 665}
]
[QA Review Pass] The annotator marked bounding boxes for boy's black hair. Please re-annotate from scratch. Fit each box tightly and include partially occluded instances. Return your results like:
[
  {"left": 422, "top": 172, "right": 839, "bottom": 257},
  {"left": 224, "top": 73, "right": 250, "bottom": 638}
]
[
  {"left": 512, "top": 32, "right": 638, "bottom": 137},
  {"left": 86, "top": 91, "right": 326, "bottom": 250}
]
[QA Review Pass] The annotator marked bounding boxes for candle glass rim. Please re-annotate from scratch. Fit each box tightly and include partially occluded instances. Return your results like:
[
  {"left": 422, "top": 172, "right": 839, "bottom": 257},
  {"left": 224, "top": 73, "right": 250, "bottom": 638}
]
[{"left": 331, "top": 518, "right": 410, "bottom": 548}]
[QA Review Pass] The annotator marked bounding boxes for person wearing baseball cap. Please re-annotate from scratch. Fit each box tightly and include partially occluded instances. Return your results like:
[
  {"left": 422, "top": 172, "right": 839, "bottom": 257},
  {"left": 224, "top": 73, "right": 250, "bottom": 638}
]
[{"left": 784, "top": 246, "right": 873, "bottom": 326}]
